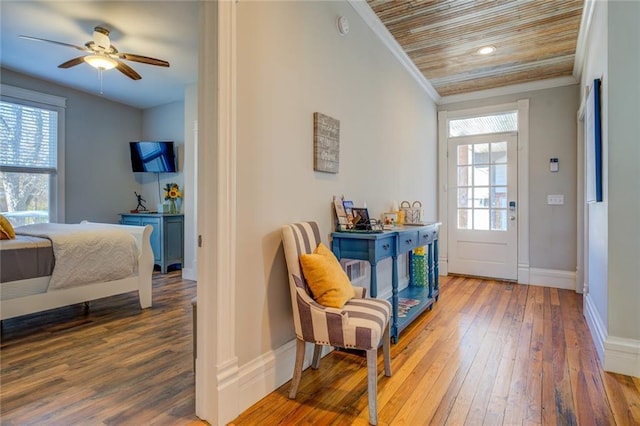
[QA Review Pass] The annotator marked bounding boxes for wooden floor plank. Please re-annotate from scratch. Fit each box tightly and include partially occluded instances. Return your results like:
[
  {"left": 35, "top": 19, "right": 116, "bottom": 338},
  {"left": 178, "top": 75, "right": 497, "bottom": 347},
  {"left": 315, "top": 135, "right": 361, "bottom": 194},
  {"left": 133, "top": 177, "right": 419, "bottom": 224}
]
[{"left": 2, "top": 273, "right": 639, "bottom": 425}]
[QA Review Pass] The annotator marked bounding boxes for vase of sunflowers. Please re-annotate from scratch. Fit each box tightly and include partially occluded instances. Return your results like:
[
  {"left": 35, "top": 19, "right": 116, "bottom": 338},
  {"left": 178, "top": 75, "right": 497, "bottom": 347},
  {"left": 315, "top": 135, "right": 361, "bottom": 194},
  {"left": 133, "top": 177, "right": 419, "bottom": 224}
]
[{"left": 164, "top": 183, "right": 182, "bottom": 214}]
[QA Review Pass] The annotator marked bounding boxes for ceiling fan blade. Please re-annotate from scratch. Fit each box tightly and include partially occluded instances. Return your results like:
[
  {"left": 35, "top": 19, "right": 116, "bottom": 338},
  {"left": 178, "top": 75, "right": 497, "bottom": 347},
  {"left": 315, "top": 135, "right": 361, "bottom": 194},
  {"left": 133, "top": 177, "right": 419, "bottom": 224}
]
[
  {"left": 119, "top": 53, "right": 170, "bottom": 67},
  {"left": 115, "top": 60, "right": 142, "bottom": 80},
  {"left": 58, "top": 56, "right": 87, "bottom": 69},
  {"left": 19, "top": 35, "right": 88, "bottom": 52}
]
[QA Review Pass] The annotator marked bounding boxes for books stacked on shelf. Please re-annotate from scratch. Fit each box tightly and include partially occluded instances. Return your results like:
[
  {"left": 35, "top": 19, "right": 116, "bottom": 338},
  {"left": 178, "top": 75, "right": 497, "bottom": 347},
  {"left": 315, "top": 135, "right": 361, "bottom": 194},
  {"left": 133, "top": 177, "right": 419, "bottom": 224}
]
[{"left": 397, "top": 298, "right": 421, "bottom": 318}]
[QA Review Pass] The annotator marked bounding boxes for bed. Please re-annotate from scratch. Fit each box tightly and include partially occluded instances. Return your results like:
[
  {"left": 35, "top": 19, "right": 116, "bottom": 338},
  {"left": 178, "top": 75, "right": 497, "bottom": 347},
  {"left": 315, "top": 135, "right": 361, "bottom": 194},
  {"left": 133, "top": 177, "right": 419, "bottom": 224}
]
[{"left": 0, "top": 220, "right": 154, "bottom": 320}]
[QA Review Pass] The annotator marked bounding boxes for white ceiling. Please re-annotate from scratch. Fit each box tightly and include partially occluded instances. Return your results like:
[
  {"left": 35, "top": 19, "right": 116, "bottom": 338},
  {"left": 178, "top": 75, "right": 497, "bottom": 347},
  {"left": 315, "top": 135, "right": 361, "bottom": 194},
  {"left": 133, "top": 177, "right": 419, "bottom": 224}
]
[{"left": 0, "top": 1, "right": 199, "bottom": 110}]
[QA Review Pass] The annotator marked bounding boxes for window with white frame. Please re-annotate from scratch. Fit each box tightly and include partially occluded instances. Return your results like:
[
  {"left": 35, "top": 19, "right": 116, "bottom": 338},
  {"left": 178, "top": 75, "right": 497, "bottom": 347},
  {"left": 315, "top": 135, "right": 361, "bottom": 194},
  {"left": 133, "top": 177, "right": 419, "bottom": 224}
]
[{"left": 0, "top": 86, "right": 66, "bottom": 226}]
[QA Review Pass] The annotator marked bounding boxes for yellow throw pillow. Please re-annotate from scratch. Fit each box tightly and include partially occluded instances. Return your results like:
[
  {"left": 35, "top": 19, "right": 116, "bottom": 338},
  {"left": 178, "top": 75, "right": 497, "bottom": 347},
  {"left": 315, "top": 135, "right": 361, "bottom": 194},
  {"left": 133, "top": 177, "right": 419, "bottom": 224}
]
[
  {"left": 299, "top": 242, "right": 355, "bottom": 308},
  {"left": 0, "top": 214, "right": 16, "bottom": 240}
]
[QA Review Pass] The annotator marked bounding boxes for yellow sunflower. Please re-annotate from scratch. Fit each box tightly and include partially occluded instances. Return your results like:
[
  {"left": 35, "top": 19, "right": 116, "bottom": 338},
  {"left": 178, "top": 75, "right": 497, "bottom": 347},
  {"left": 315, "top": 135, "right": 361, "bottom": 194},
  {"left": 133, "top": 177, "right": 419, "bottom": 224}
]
[{"left": 164, "top": 183, "right": 182, "bottom": 201}]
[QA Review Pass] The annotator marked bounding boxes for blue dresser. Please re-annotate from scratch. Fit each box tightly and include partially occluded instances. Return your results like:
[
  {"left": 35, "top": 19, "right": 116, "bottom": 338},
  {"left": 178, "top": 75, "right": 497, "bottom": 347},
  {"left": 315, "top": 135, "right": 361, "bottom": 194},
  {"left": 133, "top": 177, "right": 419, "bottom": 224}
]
[
  {"left": 331, "top": 223, "right": 440, "bottom": 342},
  {"left": 120, "top": 213, "right": 184, "bottom": 273}
]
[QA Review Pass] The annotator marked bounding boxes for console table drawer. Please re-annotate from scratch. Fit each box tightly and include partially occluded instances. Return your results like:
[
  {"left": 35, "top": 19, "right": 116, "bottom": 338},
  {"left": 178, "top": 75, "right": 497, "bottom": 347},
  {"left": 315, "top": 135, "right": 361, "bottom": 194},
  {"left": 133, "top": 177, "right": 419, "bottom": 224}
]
[
  {"left": 331, "top": 233, "right": 396, "bottom": 263},
  {"left": 396, "top": 230, "right": 419, "bottom": 254},
  {"left": 419, "top": 227, "right": 438, "bottom": 245},
  {"left": 374, "top": 236, "right": 396, "bottom": 259}
]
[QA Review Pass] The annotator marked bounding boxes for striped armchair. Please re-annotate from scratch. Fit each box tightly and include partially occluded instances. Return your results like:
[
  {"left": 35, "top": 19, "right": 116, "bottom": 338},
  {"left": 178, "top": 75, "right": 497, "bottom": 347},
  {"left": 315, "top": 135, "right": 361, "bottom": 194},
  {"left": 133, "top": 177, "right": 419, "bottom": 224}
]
[{"left": 281, "top": 222, "right": 392, "bottom": 425}]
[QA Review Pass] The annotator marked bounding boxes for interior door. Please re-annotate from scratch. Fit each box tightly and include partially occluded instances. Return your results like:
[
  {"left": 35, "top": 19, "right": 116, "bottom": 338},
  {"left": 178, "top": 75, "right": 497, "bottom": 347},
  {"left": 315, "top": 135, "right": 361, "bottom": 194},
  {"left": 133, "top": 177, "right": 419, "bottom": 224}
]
[{"left": 448, "top": 133, "right": 518, "bottom": 280}]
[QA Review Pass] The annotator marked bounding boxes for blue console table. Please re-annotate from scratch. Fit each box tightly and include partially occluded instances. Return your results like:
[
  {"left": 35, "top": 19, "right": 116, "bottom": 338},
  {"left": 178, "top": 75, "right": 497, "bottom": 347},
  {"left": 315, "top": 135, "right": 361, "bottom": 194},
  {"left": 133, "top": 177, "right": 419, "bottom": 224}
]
[{"left": 331, "top": 223, "right": 440, "bottom": 342}]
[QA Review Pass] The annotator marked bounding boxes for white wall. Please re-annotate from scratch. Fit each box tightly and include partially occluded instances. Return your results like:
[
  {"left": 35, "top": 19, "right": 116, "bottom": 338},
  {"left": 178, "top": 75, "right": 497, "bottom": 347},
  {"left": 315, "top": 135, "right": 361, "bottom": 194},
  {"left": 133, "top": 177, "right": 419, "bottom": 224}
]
[
  {"left": 581, "top": 0, "right": 640, "bottom": 377},
  {"left": 607, "top": 0, "right": 640, "bottom": 344},
  {"left": 141, "top": 100, "right": 185, "bottom": 207},
  {"left": 581, "top": 0, "right": 609, "bottom": 343},
  {"left": 0, "top": 68, "right": 143, "bottom": 224},
  {"left": 235, "top": 0, "right": 437, "bottom": 366},
  {"left": 438, "top": 85, "right": 579, "bottom": 275},
  {"left": 182, "top": 84, "right": 198, "bottom": 281}
]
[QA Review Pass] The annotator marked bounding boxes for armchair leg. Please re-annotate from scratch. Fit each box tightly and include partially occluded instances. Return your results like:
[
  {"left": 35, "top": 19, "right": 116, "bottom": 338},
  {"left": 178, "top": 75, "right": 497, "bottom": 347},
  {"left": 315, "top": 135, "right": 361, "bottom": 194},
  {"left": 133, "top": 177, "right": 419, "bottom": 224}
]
[
  {"left": 366, "top": 348, "right": 379, "bottom": 425},
  {"left": 289, "top": 338, "right": 306, "bottom": 399},
  {"left": 383, "top": 322, "right": 392, "bottom": 377},
  {"left": 312, "top": 344, "right": 322, "bottom": 369}
]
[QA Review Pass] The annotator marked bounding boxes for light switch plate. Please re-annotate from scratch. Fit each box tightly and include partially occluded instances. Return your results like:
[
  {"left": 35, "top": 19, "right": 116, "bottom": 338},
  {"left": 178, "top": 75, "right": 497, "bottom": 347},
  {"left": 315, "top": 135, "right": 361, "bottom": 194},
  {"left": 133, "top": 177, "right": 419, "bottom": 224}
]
[{"left": 547, "top": 194, "right": 564, "bottom": 205}]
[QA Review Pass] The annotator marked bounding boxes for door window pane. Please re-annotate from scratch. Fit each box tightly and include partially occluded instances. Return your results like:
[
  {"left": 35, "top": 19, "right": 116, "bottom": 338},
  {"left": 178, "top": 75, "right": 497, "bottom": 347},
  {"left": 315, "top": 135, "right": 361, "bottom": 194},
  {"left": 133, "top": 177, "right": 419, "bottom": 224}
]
[
  {"left": 458, "top": 209, "right": 471, "bottom": 229},
  {"left": 474, "top": 165, "right": 489, "bottom": 186},
  {"left": 491, "top": 210, "right": 507, "bottom": 231},
  {"left": 474, "top": 209, "right": 489, "bottom": 230},
  {"left": 458, "top": 166, "right": 472, "bottom": 187},
  {"left": 457, "top": 145, "right": 473, "bottom": 165},
  {"left": 455, "top": 140, "right": 510, "bottom": 232},
  {"left": 491, "top": 164, "right": 507, "bottom": 186},
  {"left": 473, "top": 143, "right": 490, "bottom": 164},
  {"left": 458, "top": 188, "right": 472, "bottom": 208},
  {"left": 473, "top": 187, "right": 489, "bottom": 207},
  {"left": 491, "top": 187, "right": 507, "bottom": 208},
  {"left": 491, "top": 142, "right": 507, "bottom": 163}
]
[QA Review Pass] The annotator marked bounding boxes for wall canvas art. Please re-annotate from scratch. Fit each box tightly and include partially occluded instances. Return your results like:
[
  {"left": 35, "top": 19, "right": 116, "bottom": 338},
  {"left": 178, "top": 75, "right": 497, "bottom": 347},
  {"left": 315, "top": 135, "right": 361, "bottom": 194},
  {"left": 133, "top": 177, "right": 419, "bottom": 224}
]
[
  {"left": 586, "top": 78, "right": 603, "bottom": 203},
  {"left": 313, "top": 112, "right": 340, "bottom": 173}
]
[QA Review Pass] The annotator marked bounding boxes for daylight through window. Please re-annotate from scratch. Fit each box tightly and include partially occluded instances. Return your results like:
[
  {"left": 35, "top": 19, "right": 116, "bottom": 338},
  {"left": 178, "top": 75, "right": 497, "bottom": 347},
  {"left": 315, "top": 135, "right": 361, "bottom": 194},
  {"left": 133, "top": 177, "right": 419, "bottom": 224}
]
[{"left": 0, "top": 90, "right": 65, "bottom": 226}]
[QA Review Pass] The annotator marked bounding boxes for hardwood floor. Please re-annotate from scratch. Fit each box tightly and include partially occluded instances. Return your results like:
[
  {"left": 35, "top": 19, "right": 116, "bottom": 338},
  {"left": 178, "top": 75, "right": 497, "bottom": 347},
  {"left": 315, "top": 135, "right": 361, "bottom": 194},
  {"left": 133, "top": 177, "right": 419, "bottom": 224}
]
[
  {"left": 231, "top": 276, "right": 640, "bottom": 425},
  {"left": 0, "top": 271, "right": 203, "bottom": 425},
  {"left": 2, "top": 274, "right": 639, "bottom": 425}
]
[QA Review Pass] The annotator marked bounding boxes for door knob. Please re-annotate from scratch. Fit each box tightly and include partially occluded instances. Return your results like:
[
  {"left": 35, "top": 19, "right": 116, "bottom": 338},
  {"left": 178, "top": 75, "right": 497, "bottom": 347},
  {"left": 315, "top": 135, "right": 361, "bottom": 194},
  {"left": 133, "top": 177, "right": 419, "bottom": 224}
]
[{"left": 510, "top": 215, "right": 516, "bottom": 221}]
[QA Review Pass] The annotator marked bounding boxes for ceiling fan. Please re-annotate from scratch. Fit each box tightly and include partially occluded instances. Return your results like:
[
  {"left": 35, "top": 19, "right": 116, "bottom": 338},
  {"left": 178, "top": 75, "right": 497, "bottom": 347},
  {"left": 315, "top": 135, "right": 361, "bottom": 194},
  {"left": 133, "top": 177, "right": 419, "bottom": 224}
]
[{"left": 19, "top": 26, "right": 170, "bottom": 80}]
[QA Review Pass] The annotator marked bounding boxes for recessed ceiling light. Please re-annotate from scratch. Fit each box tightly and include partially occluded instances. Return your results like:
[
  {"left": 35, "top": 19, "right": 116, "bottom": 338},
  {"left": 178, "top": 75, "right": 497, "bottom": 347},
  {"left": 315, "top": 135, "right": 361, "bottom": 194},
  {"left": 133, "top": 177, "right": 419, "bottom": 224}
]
[{"left": 477, "top": 46, "right": 496, "bottom": 55}]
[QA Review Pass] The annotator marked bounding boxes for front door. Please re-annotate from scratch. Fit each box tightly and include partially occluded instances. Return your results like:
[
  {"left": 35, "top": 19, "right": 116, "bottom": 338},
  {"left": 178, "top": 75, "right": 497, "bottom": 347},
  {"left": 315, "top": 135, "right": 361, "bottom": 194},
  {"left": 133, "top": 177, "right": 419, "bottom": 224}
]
[{"left": 447, "top": 133, "right": 518, "bottom": 280}]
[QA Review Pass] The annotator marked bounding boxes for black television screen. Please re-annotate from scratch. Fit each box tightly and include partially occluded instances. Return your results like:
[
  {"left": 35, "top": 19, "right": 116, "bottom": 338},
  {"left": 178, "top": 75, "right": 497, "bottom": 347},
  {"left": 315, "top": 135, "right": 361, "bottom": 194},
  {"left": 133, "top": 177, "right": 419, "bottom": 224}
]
[{"left": 129, "top": 141, "right": 177, "bottom": 173}]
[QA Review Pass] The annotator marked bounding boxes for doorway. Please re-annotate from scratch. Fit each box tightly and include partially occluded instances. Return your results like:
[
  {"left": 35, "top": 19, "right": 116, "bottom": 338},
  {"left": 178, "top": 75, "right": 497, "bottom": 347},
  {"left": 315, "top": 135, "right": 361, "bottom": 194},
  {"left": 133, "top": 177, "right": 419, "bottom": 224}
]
[
  {"left": 447, "top": 132, "right": 518, "bottom": 280},
  {"left": 438, "top": 102, "right": 529, "bottom": 282}
]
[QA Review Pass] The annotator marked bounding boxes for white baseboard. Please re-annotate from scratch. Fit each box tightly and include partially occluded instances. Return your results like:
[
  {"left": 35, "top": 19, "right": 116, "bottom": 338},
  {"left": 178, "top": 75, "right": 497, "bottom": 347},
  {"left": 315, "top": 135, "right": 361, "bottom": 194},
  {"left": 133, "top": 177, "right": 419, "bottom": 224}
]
[
  {"left": 577, "top": 294, "right": 639, "bottom": 378},
  {"left": 528, "top": 268, "right": 576, "bottom": 290},
  {"left": 438, "top": 258, "right": 448, "bottom": 276},
  {"left": 182, "top": 257, "right": 197, "bottom": 281},
  {"left": 584, "top": 293, "right": 606, "bottom": 363},
  {"left": 604, "top": 336, "right": 640, "bottom": 377},
  {"left": 236, "top": 338, "right": 333, "bottom": 415},
  {"left": 518, "top": 264, "right": 530, "bottom": 284},
  {"left": 182, "top": 267, "right": 197, "bottom": 281}
]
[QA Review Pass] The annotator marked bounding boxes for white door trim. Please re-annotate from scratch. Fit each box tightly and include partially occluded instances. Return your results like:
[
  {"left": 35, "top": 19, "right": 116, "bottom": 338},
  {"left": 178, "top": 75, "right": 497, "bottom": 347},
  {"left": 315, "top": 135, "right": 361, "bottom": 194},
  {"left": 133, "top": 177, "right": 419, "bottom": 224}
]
[
  {"left": 438, "top": 99, "right": 530, "bottom": 282},
  {"left": 196, "top": 1, "right": 240, "bottom": 424}
]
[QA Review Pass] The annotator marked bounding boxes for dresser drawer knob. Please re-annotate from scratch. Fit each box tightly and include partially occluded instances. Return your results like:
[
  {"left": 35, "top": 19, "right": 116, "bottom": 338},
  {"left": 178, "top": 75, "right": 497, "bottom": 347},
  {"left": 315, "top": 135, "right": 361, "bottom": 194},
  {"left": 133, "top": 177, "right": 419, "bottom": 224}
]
[{"left": 383, "top": 244, "right": 390, "bottom": 250}]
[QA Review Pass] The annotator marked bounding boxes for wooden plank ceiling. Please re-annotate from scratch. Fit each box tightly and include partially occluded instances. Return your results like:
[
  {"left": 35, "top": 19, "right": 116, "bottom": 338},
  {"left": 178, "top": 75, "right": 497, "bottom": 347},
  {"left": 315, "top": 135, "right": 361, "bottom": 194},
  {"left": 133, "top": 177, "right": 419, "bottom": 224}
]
[{"left": 367, "top": 0, "right": 584, "bottom": 97}]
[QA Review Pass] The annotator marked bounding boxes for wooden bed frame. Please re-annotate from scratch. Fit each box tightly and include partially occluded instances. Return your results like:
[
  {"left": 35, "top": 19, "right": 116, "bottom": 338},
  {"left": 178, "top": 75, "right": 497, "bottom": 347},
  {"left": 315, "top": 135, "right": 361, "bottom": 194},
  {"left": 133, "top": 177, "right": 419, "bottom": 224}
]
[{"left": 0, "top": 221, "right": 154, "bottom": 320}]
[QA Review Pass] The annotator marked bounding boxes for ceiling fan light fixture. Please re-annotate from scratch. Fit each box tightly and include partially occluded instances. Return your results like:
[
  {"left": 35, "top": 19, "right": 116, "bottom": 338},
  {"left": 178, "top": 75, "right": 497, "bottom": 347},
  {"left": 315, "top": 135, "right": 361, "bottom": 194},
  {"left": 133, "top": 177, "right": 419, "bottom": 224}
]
[
  {"left": 477, "top": 45, "right": 496, "bottom": 55},
  {"left": 84, "top": 54, "right": 117, "bottom": 70}
]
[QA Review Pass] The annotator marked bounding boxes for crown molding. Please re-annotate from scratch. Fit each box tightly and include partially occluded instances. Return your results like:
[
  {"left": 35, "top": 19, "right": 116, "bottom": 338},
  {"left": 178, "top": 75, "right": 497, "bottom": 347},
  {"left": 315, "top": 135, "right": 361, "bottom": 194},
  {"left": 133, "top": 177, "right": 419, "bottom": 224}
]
[
  {"left": 348, "top": 0, "right": 440, "bottom": 102},
  {"left": 437, "top": 76, "right": 578, "bottom": 105},
  {"left": 573, "top": 0, "right": 596, "bottom": 82}
]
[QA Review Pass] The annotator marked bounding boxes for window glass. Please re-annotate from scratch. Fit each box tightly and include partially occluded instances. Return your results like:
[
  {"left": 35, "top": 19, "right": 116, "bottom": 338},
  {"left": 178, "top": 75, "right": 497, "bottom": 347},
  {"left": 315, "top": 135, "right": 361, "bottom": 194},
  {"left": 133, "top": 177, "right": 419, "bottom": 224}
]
[
  {"left": 449, "top": 112, "right": 517, "bottom": 137},
  {"left": 0, "top": 97, "right": 62, "bottom": 226}
]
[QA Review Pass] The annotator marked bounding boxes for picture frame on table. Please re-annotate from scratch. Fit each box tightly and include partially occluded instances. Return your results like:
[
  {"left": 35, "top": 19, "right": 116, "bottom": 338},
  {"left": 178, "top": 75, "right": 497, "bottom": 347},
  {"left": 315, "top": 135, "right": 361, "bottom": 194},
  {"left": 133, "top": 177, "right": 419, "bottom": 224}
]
[
  {"left": 382, "top": 212, "right": 398, "bottom": 229},
  {"left": 352, "top": 207, "right": 371, "bottom": 229}
]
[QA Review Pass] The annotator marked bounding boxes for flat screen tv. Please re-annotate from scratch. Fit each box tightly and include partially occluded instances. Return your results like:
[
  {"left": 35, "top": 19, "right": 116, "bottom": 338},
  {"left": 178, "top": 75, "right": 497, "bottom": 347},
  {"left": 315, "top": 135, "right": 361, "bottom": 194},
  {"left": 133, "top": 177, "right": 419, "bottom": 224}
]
[{"left": 129, "top": 141, "right": 177, "bottom": 173}]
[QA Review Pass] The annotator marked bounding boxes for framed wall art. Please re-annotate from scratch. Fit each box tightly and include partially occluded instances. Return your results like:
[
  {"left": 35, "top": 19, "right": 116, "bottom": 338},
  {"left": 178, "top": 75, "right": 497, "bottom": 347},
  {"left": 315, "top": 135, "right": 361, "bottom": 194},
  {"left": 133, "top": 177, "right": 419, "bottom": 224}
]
[
  {"left": 313, "top": 112, "right": 340, "bottom": 173},
  {"left": 586, "top": 78, "right": 603, "bottom": 203}
]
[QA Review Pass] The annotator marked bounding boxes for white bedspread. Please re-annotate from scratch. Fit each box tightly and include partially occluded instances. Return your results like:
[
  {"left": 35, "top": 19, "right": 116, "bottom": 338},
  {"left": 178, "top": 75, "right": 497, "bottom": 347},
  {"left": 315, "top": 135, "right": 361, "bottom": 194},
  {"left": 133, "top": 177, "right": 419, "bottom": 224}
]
[{"left": 15, "top": 223, "right": 138, "bottom": 291}]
